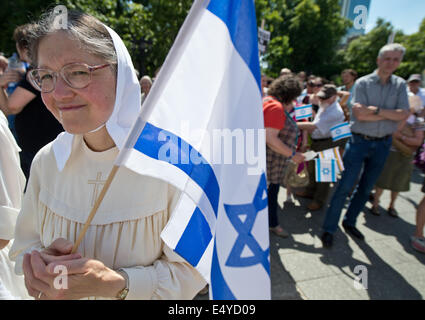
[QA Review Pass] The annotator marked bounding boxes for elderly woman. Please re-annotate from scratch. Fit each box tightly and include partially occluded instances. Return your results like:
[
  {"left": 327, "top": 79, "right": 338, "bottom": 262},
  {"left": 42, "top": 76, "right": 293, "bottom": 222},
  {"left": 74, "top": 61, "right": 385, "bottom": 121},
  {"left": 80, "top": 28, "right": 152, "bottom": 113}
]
[
  {"left": 9, "top": 10, "right": 205, "bottom": 300},
  {"left": 263, "top": 75, "right": 305, "bottom": 238},
  {"left": 139, "top": 75, "right": 152, "bottom": 105}
]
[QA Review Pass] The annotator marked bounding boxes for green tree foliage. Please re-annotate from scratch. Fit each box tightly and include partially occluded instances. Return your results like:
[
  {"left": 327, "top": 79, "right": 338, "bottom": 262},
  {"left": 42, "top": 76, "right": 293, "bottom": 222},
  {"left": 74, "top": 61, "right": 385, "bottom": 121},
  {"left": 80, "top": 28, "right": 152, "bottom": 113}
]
[
  {"left": 255, "top": 0, "right": 351, "bottom": 78},
  {"left": 340, "top": 18, "right": 404, "bottom": 77},
  {"left": 397, "top": 18, "right": 425, "bottom": 79},
  {"left": 0, "top": 0, "right": 55, "bottom": 55},
  {"left": 1, "top": 1, "right": 423, "bottom": 82},
  {"left": 341, "top": 17, "right": 425, "bottom": 80},
  {"left": 0, "top": 0, "right": 192, "bottom": 77}
]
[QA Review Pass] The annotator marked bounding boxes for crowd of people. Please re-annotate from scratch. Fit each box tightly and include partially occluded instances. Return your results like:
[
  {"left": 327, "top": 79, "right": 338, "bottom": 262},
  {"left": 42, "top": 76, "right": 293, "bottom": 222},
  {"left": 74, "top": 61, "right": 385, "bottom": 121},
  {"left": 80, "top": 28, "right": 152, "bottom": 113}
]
[
  {"left": 0, "top": 9, "right": 424, "bottom": 301},
  {"left": 262, "top": 43, "right": 425, "bottom": 254}
]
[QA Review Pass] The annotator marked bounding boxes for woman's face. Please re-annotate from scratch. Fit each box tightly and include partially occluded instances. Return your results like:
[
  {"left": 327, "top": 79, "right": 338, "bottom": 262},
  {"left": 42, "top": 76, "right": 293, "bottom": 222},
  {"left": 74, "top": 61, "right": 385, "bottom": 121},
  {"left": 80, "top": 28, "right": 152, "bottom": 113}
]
[{"left": 38, "top": 32, "right": 116, "bottom": 134}]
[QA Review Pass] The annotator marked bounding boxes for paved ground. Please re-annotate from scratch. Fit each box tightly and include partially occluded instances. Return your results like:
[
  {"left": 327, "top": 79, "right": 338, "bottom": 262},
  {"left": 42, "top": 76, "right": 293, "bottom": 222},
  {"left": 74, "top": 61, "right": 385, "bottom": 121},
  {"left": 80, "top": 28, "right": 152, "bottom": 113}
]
[
  {"left": 196, "top": 167, "right": 425, "bottom": 300},
  {"left": 269, "top": 167, "right": 425, "bottom": 300}
]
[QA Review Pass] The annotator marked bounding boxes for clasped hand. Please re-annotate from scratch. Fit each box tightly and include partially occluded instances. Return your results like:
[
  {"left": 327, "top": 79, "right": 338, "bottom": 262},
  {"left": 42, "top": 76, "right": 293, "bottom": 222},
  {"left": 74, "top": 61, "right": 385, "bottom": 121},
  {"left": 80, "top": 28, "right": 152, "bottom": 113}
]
[{"left": 23, "top": 238, "right": 124, "bottom": 300}]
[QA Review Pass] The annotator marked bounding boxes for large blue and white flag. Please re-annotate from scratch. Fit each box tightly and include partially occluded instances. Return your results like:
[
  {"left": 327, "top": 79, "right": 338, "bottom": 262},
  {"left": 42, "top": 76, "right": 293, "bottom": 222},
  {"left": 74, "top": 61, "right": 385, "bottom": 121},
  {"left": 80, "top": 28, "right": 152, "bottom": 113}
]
[{"left": 115, "top": 0, "right": 270, "bottom": 299}]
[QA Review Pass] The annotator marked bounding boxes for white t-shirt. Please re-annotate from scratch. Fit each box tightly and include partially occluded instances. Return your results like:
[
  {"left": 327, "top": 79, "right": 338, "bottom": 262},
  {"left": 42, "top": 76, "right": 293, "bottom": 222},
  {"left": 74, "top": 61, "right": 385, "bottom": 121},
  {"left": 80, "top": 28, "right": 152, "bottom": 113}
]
[{"left": 409, "top": 88, "right": 425, "bottom": 107}]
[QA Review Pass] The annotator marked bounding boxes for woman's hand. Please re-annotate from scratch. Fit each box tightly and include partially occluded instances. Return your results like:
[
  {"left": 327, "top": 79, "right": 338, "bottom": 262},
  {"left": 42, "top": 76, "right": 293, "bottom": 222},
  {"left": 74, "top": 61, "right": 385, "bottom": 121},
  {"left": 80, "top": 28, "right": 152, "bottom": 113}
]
[
  {"left": 291, "top": 152, "right": 306, "bottom": 164},
  {"left": 23, "top": 250, "right": 125, "bottom": 300},
  {"left": 39, "top": 238, "right": 81, "bottom": 264},
  {"left": 0, "top": 70, "right": 21, "bottom": 87}
]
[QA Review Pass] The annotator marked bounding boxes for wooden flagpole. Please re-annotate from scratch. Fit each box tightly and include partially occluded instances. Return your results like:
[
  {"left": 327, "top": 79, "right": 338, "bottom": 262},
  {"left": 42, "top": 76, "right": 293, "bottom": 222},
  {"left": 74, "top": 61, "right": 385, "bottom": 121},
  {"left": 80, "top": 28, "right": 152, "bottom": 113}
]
[
  {"left": 70, "top": 0, "right": 207, "bottom": 254},
  {"left": 71, "top": 165, "right": 119, "bottom": 253}
]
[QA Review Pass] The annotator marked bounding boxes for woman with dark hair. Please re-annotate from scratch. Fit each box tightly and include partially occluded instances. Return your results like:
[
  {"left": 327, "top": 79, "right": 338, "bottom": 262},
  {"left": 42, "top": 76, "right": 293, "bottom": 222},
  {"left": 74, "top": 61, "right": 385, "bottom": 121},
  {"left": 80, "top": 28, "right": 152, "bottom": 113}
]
[
  {"left": 263, "top": 75, "right": 305, "bottom": 237},
  {"left": 9, "top": 10, "right": 205, "bottom": 300}
]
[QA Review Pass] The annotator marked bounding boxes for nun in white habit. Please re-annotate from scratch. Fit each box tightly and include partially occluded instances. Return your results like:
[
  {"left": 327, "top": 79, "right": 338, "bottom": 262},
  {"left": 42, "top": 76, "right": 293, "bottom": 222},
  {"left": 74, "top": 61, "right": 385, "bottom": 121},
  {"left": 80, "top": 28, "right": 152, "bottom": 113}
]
[
  {"left": 9, "top": 10, "right": 205, "bottom": 300},
  {"left": 0, "top": 110, "right": 29, "bottom": 299}
]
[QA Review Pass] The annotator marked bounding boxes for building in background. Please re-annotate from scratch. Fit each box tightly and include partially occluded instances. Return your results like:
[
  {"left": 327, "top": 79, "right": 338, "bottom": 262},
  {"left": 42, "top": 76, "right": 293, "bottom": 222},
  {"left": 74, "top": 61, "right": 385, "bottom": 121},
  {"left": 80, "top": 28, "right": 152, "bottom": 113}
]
[{"left": 340, "top": 0, "right": 372, "bottom": 44}]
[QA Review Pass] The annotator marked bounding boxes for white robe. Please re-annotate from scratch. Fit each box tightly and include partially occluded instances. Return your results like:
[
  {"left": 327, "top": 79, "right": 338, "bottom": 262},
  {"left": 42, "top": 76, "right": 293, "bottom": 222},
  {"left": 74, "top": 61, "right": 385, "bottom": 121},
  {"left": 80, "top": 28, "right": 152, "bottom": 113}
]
[
  {"left": 0, "top": 111, "right": 29, "bottom": 299},
  {"left": 9, "top": 135, "right": 206, "bottom": 299}
]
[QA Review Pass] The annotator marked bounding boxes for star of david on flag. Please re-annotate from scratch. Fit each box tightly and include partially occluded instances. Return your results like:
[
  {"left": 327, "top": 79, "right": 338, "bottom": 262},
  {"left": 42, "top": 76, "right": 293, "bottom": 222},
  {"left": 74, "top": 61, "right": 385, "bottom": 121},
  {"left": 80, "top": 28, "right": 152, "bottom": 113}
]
[
  {"left": 315, "top": 159, "right": 337, "bottom": 182},
  {"left": 330, "top": 122, "right": 352, "bottom": 141},
  {"left": 295, "top": 104, "right": 313, "bottom": 120},
  {"left": 115, "top": 0, "right": 271, "bottom": 300},
  {"left": 224, "top": 173, "right": 269, "bottom": 274},
  {"left": 318, "top": 147, "right": 344, "bottom": 173}
]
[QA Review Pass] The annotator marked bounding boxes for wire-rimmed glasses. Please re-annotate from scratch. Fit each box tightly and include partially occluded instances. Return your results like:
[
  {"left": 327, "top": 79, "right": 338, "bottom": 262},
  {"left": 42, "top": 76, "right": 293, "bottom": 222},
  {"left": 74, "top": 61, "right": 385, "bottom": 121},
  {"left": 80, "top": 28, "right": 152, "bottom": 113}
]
[{"left": 28, "top": 62, "right": 110, "bottom": 93}]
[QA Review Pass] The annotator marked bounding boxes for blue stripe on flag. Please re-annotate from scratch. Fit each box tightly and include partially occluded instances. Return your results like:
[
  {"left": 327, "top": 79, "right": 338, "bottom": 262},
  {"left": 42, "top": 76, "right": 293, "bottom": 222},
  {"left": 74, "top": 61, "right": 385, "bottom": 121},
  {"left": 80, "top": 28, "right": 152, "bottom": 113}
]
[
  {"left": 316, "top": 159, "right": 321, "bottom": 182},
  {"left": 331, "top": 122, "right": 349, "bottom": 130},
  {"left": 296, "top": 115, "right": 312, "bottom": 119},
  {"left": 331, "top": 160, "right": 336, "bottom": 182},
  {"left": 174, "top": 207, "right": 213, "bottom": 266},
  {"left": 211, "top": 239, "right": 236, "bottom": 299},
  {"left": 207, "top": 0, "right": 261, "bottom": 92},
  {"left": 134, "top": 122, "right": 220, "bottom": 216},
  {"left": 296, "top": 105, "right": 312, "bottom": 110},
  {"left": 332, "top": 132, "right": 352, "bottom": 141}
]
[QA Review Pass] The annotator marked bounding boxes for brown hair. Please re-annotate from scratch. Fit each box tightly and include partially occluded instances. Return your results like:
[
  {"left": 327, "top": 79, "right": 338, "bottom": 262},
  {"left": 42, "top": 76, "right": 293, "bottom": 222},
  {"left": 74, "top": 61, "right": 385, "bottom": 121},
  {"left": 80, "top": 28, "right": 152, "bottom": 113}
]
[
  {"left": 342, "top": 69, "right": 358, "bottom": 79},
  {"left": 267, "top": 75, "right": 302, "bottom": 105},
  {"left": 13, "top": 23, "right": 37, "bottom": 51}
]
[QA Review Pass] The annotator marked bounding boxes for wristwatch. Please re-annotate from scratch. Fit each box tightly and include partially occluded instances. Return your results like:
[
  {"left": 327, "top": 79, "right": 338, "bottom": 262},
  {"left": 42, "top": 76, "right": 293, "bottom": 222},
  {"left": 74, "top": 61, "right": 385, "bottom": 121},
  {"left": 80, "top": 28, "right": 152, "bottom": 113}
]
[
  {"left": 374, "top": 107, "right": 380, "bottom": 115},
  {"left": 116, "top": 268, "right": 129, "bottom": 300}
]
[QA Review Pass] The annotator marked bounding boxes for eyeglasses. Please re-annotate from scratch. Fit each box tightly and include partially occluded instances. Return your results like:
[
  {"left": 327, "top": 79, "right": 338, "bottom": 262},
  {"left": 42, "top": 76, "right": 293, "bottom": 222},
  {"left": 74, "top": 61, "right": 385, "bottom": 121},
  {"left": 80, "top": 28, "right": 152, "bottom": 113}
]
[{"left": 28, "top": 62, "right": 110, "bottom": 93}]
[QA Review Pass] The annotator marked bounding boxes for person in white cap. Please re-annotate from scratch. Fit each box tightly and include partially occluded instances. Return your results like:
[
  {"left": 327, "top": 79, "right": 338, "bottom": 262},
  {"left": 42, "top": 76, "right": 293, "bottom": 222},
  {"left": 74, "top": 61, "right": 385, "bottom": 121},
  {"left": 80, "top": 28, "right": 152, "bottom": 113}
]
[
  {"left": 407, "top": 74, "right": 425, "bottom": 112},
  {"left": 9, "top": 9, "right": 205, "bottom": 300}
]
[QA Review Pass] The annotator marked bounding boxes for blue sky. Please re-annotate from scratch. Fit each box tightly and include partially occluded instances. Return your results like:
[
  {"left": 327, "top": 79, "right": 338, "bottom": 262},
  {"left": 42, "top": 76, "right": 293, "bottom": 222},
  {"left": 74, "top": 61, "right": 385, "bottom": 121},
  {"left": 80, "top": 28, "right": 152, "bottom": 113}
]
[{"left": 365, "top": 0, "right": 425, "bottom": 34}]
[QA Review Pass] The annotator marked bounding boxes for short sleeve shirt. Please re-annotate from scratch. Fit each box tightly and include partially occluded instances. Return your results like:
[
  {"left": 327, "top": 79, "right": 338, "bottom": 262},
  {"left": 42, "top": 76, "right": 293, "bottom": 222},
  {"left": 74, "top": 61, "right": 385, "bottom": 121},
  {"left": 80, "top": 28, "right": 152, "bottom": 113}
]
[
  {"left": 263, "top": 96, "right": 286, "bottom": 130},
  {"left": 351, "top": 70, "right": 409, "bottom": 137}
]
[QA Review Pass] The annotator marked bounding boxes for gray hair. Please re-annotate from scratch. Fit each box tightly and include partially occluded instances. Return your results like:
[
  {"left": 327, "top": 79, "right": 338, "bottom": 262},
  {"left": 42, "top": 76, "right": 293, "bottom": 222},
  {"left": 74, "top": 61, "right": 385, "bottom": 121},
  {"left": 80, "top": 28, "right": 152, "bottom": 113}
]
[
  {"left": 29, "top": 10, "right": 117, "bottom": 73},
  {"left": 140, "top": 75, "right": 152, "bottom": 84},
  {"left": 378, "top": 43, "right": 406, "bottom": 59}
]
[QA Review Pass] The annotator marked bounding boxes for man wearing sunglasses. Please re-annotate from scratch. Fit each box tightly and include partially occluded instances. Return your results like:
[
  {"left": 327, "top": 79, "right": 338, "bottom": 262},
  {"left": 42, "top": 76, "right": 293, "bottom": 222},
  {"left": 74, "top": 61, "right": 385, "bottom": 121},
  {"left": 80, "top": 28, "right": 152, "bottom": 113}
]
[{"left": 321, "top": 43, "right": 410, "bottom": 248}]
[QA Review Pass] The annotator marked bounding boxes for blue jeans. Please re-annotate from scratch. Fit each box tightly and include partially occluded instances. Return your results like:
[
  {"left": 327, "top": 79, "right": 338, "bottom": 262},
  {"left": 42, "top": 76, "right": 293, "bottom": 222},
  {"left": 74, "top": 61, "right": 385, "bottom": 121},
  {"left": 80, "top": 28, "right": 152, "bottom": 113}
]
[{"left": 322, "top": 134, "right": 392, "bottom": 234}]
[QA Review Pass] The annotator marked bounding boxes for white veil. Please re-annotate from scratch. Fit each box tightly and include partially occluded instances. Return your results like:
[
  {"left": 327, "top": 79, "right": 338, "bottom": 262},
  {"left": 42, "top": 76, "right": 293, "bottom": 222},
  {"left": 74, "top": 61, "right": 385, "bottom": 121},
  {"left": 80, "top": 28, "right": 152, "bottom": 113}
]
[{"left": 51, "top": 25, "right": 142, "bottom": 171}]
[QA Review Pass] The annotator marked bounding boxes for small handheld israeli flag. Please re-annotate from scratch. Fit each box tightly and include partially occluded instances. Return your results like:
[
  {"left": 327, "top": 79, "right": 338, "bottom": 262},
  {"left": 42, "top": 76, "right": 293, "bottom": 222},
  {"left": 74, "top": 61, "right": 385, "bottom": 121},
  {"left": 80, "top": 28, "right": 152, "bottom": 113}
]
[
  {"left": 330, "top": 122, "right": 351, "bottom": 141},
  {"left": 295, "top": 104, "right": 313, "bottom": 120},
  {"left": 318, "top": 147, "right": 344, "bottom": 173},
  {"left": 315, "top": 159, "right": 337, "bottom": 182}
]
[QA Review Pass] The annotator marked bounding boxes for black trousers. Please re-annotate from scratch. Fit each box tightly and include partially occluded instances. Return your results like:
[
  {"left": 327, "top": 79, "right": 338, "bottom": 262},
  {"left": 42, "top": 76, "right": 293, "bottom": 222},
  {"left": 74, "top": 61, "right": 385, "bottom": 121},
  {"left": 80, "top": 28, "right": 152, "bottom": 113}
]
[{"left": 267, "top": 183, "right": 280, "bottom": 228}]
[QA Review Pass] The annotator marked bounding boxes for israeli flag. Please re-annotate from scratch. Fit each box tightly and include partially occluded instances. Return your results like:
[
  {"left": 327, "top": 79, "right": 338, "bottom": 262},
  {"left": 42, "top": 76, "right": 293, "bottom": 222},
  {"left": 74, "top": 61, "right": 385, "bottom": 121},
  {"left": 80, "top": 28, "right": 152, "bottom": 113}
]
[
  {"left": 294, "top": 104, "right": 313, "bottom": 120},
  {"left": 115, "top": 0, "right": 270, "bottom": 299},
  {"left": 315, "top": 159, "right": 337, "bottom": 182},
  {"left": 330, "top": 122, "right": 352, "bottom": 141},
  {"left": 318, "top": 147, "right": 344, "bottom": 173}
]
